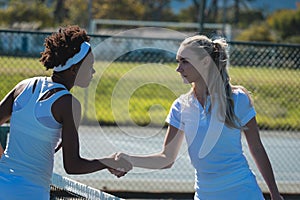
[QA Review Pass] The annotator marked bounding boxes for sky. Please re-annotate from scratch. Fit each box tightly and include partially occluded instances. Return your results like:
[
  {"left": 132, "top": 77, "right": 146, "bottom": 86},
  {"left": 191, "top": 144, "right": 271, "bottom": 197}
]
[{"left": 171, "top": 0, "right": 299, "bottom": 14}]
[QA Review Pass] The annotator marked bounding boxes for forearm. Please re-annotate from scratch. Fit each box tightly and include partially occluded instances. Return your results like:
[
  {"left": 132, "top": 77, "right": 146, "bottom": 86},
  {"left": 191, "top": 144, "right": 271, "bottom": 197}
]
[
  {"left": 128, "top": 153, "right": 175, "bottom": 169},
  {"left": 250, "top": 146, "right": 281, "bottom": 197},
  {"left": 116, "top": 126, "right": 182, "bottom": 170},
  {"left": 63, "top": 157, "right": 109, "bottom": 174},
  {"left": 244, "top": 118, "right": 282, "bottom": 199}
]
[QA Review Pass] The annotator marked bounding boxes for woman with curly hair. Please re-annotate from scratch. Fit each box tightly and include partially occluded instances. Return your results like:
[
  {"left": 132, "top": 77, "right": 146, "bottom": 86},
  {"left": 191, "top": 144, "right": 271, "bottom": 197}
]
[{"left": 0, "top": 25, "right": 131, "bottom": 199}]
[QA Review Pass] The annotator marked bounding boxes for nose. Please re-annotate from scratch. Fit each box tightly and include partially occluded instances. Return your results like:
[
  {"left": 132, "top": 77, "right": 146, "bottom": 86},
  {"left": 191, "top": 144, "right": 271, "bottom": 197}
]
[{"left": 176, "top": 63, "right": 183, "bottom": 72}]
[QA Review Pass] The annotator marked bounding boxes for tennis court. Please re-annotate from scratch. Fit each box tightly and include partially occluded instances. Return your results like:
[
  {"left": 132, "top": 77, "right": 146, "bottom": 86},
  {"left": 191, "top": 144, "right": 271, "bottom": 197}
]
[
  {"left": 2, "top": 124, "right": 300, "bottom": 199},
  {"left": 53, "top": 126, "right": 300, "bottom": 199}
]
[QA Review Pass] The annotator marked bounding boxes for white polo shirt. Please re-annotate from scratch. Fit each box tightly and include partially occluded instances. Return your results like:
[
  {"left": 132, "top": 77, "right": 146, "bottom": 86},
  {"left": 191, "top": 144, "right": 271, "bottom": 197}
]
[{"left": 166, "top": 88, "right": 262, "bottom": 198}]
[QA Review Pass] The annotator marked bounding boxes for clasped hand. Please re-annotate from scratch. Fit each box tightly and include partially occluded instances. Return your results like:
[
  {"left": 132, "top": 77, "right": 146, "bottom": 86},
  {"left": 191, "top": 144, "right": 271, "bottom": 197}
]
[{"left": 107, "top": 152, "right": 131, "bottom": 178}]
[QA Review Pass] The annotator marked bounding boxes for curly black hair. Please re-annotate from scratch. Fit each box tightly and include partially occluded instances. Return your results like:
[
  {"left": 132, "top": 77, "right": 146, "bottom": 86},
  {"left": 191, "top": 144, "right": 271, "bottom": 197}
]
[{"left": 40, "top": 25, "right": 90, "bottom": 70}]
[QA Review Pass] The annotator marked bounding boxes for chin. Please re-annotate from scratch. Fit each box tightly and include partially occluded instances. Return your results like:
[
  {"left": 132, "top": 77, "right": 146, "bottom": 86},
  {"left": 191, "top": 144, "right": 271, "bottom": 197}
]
[
  {"left": 82, "top": 83, "right": 91, "bottom": 88},
  {"left": 182, "top": 77, "right": 190, "bottom": 84},
  {"left": 75, "top": 82, "right": 90, "bottom": 88}
]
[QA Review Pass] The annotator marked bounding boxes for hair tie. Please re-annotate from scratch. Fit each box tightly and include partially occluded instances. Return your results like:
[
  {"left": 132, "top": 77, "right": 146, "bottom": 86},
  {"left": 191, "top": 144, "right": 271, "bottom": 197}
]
[
  {"left": 53, "top": 42, "right": 91, "bottom": 72},
  {"left": 212, "top": 41, "right": 220, "bottom": 53}
]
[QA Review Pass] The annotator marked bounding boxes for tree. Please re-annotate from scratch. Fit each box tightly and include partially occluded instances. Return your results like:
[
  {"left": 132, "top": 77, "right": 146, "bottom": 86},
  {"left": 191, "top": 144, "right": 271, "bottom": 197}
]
[
  {"left": 177, "top": 4, "right": 198, "bottom": 22},
  {"left": 92, "top": 0, "right": 145, "bottom": 21},
  {"left": 207, "top": 0, "right": 218, "bottom": 21},
  {"left": 235, "top": 23, "right": 276, "bottom": 42},
  {"left": 177, "top": 0, "right": 258, "bottom": 24},
  {"left": 140, "top": 0, "right": 178, "bottom": 21},
  {"left": 0, "top": 0, "right": 54, "bottom": 29},
  {"left": 236, "top": 9, "right": 264, "bottom": 28},
  {"left": 233, "top": 0, "right": 257, "bottom": 24},
  {"left": 62, "top": 0, "right": 89, "bottom": 28},
  {"left": 53, "top": 0, "right": 69, "bottom": 24},
  {"left": 267, "top": 6, "right": 300, "bottom": 40}
]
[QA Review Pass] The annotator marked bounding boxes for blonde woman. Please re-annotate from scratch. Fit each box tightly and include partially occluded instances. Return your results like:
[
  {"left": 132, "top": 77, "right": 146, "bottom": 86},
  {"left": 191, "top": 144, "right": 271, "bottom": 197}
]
[{"left": 114, "top": 35, "right": 283, "bottom": 200}]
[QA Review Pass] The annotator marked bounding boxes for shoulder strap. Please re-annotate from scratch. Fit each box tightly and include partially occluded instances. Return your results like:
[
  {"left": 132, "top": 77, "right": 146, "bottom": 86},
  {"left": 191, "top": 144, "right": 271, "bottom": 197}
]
[
  {"left": 38, "top": 78, "right": 69, "bottom": 103},
  {"left": 38, "top": 89, "right": 70, "bottom": 106}
]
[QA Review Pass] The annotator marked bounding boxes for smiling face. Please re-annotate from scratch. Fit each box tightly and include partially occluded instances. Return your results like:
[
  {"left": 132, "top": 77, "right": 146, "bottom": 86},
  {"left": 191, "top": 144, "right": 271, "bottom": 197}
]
[{"left": 74, "top": 51, "right": 95, "bottom": 88}]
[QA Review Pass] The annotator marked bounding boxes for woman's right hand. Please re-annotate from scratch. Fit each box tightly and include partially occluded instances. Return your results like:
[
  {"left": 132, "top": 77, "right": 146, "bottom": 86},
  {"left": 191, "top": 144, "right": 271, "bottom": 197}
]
[
  {"left": 105, "top": 153, "right": 132, "bottom": 178},
  {"left": 115, "top": 152, "right": 131, "bottom": 163}
]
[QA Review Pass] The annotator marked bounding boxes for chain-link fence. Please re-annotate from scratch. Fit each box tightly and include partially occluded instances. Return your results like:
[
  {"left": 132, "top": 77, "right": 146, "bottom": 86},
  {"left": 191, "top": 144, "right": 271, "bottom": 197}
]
[{"left": 0, "top": 30, "right": 300, "bottom": 198}]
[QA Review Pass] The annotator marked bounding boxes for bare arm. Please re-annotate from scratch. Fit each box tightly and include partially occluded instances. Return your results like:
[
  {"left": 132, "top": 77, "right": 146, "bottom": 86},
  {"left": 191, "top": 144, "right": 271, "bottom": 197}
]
[
  {"left": 0, "top": 89, "right": 14, "bottom": 125},
  {"left": 117, "top": 125, "right": 184, "bottom": 169},
  {"left": 0, "top": 79, "right": 30, "bottom": 125},
  {"left": 0, "top": 89, "right": 14, "bottom": 158},
  {"left": 0, "top": 80, "right": 29, "bottom": 157},
  {"left": 244, "top": 117, "right": 283, "bottom": 200},
  {"left": 53, "top": 95, "right": 131, "bottom": 174},
  {"left": 0, "top": 144, "right": 3, "bottom": 157}
]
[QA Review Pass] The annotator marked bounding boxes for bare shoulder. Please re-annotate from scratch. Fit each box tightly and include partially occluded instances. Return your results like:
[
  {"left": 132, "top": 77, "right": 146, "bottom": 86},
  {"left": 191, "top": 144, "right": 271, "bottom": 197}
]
[
  {"left": 231, "top": 85, "right": 250, "bottom": 94},
  {"left": 13, "top": 78, "right": 32, "bottom": 98},
  {"left": 52, "top": 94, "right": 81, "bottom": 124},
  {"left": 54, "top": 94, "right": 80, "bottom": 111},
  {"left": 232, "top": 85, "right": 253, "bottom": 102}
]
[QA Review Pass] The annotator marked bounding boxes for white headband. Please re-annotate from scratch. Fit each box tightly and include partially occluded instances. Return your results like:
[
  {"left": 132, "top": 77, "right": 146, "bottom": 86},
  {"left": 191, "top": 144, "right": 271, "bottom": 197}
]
[{"left": 53, "top": 41, "right": 91, "bottom": 72}]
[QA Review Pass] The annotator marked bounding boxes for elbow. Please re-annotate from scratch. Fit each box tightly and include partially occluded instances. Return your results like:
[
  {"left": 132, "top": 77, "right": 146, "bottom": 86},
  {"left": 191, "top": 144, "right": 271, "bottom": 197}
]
[
  {"left": 160, "top": 152, "right": 176, "bottom": 169},
  {"left": 162, "top": 161, "right": 174, "bottom": 169},
  {"left": 63, "top": 158, "right": 82, "bottom": 174},
  {"left": 64, "top": 165, "right": 80, "bottom": 174},
  {"left": 65, "top": 169, "right": 77, "bottom": 175}
]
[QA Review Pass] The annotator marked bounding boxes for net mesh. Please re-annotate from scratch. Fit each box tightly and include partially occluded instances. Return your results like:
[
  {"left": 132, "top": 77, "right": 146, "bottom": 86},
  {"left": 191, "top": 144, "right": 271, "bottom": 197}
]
[{"left": 50, "top": 173, "right": 123, "bottom": 200}]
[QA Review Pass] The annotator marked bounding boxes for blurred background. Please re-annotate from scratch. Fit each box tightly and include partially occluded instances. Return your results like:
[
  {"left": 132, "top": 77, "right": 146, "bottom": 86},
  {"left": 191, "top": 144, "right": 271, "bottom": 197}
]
[
  {"left": 0, "top": 0, "right": 299, "bottom": 42},
  {"left": 0, "top": 0, "right": 299, "bottom": 199}
]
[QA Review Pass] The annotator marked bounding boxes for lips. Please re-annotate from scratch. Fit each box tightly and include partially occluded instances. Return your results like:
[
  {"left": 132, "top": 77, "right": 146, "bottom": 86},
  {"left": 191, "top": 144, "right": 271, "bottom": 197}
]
[{"left": 181, "top": 74, "right": 188, "bottom": 79}]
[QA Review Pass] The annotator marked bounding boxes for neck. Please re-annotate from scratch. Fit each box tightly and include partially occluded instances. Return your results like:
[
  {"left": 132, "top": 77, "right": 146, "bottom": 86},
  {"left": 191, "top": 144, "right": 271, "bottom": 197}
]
[
  {"left": 51, "top": 72, "right": 74, "bottom": 91},
  {"left": 193, "top": 83, "right": 209, "bottom": 107}
]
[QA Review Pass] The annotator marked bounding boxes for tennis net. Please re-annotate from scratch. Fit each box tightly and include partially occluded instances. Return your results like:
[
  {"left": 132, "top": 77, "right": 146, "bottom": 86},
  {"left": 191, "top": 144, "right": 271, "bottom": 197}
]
[{"left": 50, "top": 173, "right": 124, "bottom": 200}]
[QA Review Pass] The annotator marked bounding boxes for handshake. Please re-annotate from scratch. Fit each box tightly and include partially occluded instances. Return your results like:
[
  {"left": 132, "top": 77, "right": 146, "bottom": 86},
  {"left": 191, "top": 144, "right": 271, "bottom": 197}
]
[{"left": 105, "top": 152, "right": 132, "bottom": 178}]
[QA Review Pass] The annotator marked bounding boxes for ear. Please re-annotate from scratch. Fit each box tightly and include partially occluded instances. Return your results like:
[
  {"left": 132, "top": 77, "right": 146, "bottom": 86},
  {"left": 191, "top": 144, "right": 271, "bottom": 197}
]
[{"left": 69, "top": 65, "right": 79, "bottom": 75}]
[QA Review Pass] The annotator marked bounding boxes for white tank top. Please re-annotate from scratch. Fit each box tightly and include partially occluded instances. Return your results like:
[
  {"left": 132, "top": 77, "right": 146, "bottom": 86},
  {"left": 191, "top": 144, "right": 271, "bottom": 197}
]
[{"left": 0, "top": 77, "right": 70, "bottom": 190}]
